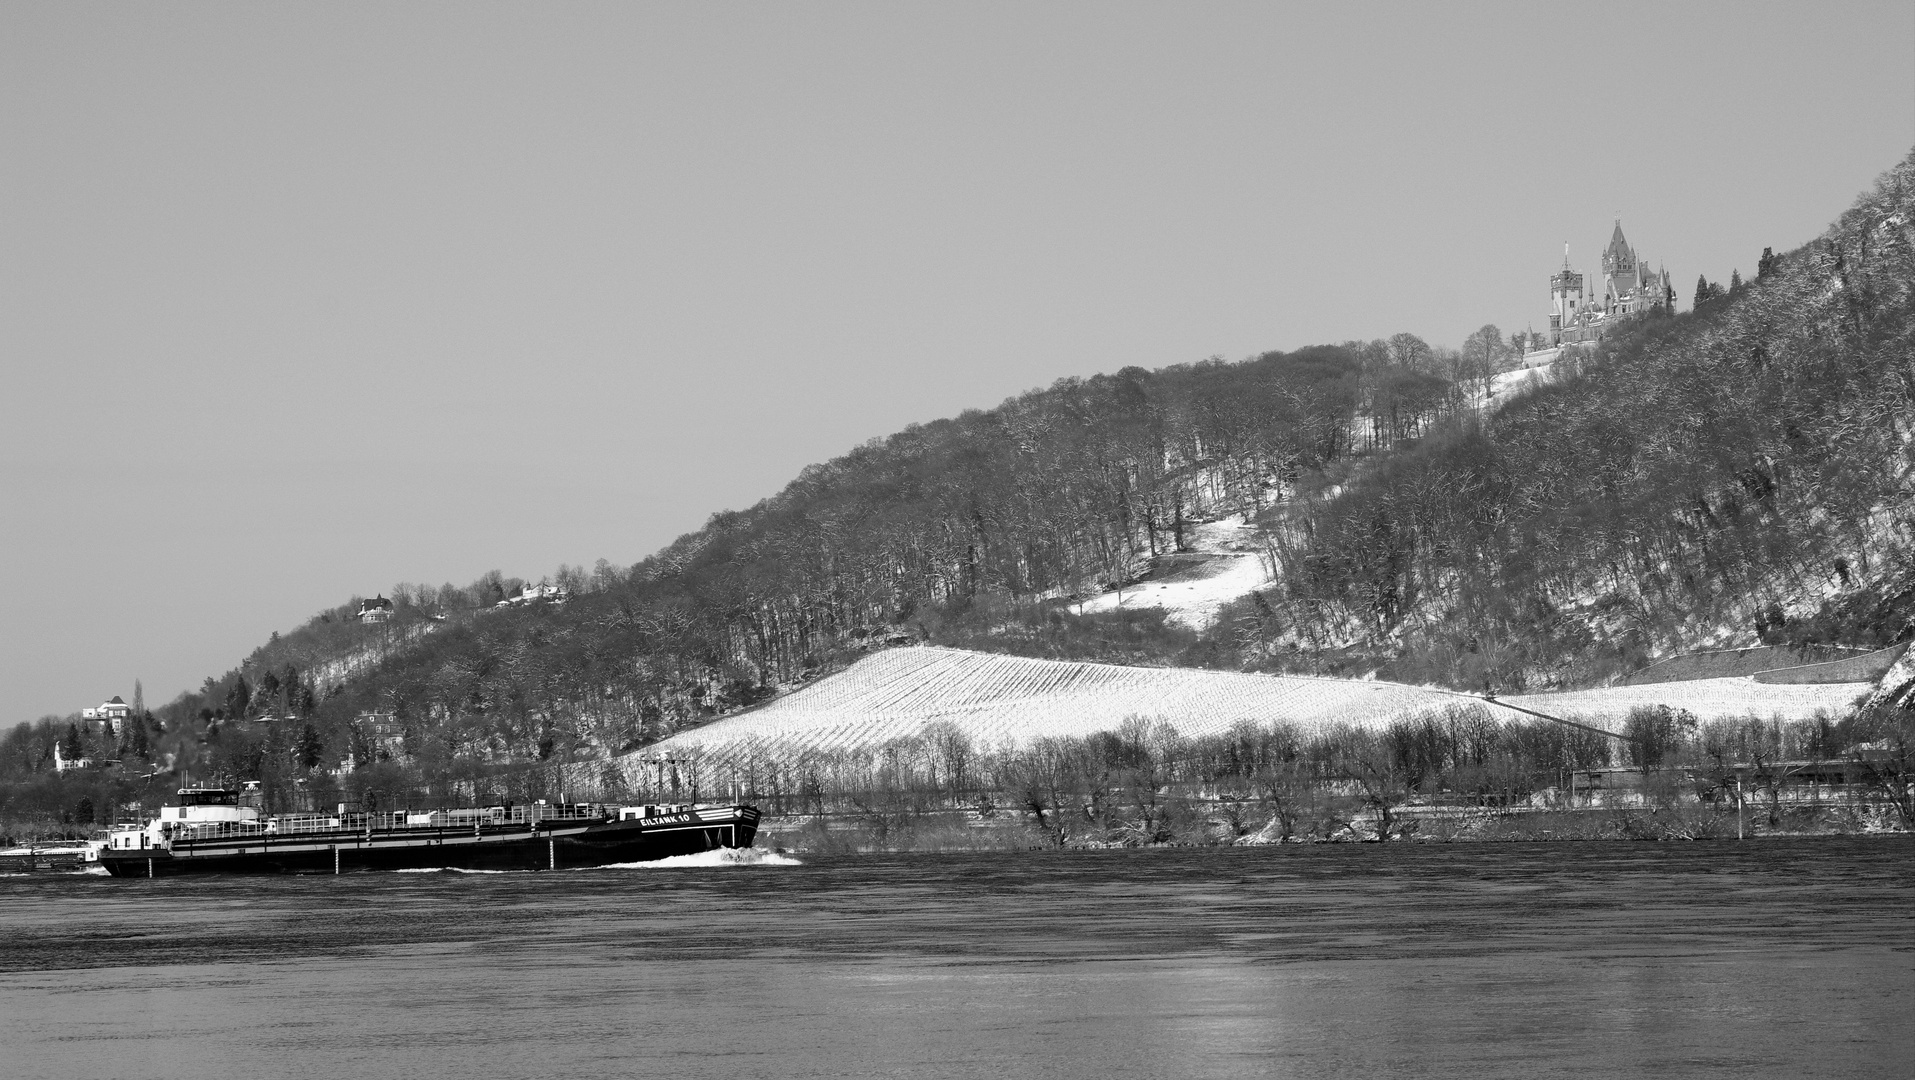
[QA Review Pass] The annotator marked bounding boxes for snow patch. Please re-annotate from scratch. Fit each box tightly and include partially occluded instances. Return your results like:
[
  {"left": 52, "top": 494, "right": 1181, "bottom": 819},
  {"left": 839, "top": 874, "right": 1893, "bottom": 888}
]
[
  {"left": 1076, "top": 553, "right": 1272, "bottom": 629},
  {"left": 1076, "top": 514, "right": 1276, "bottom": 629},
  {"left": 1486, "top": 355, "right": 1562, "bottom": 404}
]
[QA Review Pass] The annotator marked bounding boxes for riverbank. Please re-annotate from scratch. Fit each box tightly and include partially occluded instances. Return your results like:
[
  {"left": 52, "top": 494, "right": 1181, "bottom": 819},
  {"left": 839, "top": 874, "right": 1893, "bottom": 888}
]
[{"left": 758, "top": 801, "right": 1910, "bottom": 853}]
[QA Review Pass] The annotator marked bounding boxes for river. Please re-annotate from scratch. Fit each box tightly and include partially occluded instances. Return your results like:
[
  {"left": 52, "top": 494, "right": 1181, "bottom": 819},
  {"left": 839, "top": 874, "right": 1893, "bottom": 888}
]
[{"left": 3, "top": 838, "right": 1911, "bottom": 1078}]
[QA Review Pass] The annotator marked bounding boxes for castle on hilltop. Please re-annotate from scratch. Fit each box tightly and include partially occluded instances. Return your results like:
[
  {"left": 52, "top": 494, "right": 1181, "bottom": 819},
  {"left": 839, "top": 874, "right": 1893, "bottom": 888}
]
[{"left": 1547, "top": 220, "right": 1675, "bottom": 346}]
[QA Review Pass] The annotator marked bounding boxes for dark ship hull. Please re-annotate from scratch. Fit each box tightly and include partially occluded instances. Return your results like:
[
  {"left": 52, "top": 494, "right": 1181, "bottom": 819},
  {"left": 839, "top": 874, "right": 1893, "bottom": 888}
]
[{"left": 100, "top": 804, "right": 759, "bottom": 877}]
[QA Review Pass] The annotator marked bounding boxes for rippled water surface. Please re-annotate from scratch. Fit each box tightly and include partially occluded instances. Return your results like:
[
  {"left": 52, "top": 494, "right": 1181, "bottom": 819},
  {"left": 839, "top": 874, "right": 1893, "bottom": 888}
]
[{"left": 3, "top": 839, "right": 1912, "bottom": 1079}]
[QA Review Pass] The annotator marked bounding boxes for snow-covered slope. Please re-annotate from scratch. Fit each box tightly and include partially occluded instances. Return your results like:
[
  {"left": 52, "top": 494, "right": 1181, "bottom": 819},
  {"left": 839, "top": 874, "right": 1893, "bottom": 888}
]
[
  {"left": 624, "top": 646, "right": 1873, "bottom": 769},
  {"left": 635, "top": 647, "right": 1454, "bottom": 767},
  {"left": 1076, "top": 516, "right": 1274, "bottom": 629},
  {"left": 1486, "top": 349, "right": 1566, "bottom": 405}
]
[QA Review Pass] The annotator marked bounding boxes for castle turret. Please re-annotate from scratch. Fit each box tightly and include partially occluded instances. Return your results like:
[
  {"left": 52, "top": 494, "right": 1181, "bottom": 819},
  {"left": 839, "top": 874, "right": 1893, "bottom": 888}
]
[
  {"left": 1602, "top": 219, "right": 1640, "bottom": 313},
  {"left": 1549, "top": 243, "right": 1584, "bottom": 345}
]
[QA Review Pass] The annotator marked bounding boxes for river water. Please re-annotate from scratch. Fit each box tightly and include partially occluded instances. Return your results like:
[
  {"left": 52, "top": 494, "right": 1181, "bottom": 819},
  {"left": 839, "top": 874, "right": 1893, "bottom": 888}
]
[{"left": 2, "top": 838, "right": 1911, "bottom": 1079}]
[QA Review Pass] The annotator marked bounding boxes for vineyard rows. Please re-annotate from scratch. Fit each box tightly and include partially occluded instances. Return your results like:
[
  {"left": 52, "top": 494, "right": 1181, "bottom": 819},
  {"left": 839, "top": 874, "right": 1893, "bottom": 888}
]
[{"left": 611, "top": 647, "right": 1874, "bottom": 777}]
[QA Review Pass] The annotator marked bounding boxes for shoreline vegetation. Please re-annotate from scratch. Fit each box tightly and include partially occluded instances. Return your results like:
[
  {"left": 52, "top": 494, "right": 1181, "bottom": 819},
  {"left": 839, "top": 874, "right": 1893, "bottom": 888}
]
[
  {"left": 7, "top": 699, "right": 1911, "bottom": 852},
  {"left": 724, "top": 703, "right": 1915, "bottom": 852},
  {"left": 761, "top": 803, "right": 1911, "bottom": 854}
]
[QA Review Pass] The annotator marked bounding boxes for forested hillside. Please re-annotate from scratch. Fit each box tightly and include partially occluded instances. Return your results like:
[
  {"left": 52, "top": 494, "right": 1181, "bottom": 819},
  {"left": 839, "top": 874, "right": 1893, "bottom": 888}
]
[
  {"left": 5, "top": 309, "right": 1504, "bottom": 820},
  {"left": 1254, "top": 149, "right": 1915, "bottom": 692},
  {"left": 101, "top": 323, "right": 1493, "bottom": 785},
  {"left": 8, "top": 150, "right": 1911, "bottom": 825}
]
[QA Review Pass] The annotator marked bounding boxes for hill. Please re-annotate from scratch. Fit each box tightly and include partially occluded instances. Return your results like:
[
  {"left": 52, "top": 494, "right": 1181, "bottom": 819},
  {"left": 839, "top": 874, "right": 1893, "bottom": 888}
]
[
  {"left": 81, "top": 330, "right": 1472, "bottom": 801},
  {"left": 1258, "top": 149, "right": 1915, "bottom": 689},
  {"left": 9, "top": 149, "right": 1912, "bottom": 828}
]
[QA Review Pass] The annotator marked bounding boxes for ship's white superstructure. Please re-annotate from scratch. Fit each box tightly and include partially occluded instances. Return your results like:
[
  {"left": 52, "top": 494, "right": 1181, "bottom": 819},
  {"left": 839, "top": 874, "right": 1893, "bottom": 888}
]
[{"left": 106, "top": 787, "right": 261, "bottom": 853}]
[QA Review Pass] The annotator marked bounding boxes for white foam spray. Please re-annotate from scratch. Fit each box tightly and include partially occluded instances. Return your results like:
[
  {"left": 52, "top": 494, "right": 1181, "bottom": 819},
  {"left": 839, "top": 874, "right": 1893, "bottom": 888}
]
[{"left": 581, "top": 847, "right": 802, "bottom": 870}]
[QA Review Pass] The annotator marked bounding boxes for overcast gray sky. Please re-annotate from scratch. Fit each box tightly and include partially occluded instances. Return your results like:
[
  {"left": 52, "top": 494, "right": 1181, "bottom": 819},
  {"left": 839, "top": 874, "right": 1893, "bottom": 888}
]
[{"left": 3, "top": 2, "right": 1912, "bottom": 722}]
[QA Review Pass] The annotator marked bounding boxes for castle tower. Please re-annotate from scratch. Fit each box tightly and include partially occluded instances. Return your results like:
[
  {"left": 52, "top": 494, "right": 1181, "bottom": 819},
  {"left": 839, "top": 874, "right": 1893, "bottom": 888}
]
[
  {"left": 1601, "top": 219, "right": 1640, "bottom": 314},
  {"left": 1549, "top": 244, "right": 1584, "bottom": 345}
]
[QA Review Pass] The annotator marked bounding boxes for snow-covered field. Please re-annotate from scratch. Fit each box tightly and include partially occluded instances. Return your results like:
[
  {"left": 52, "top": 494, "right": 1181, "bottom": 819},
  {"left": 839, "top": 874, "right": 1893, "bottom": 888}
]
[
  {"left": 1502, "top": 678, "right": 1872, "bottom": 727},
  {"left": 628, "top": 647, "right": 1877, "bottom": 768},
  {"left": 638, "top": 647, "right": 1463, "bottom": 765},
  {"left": 1076, "top": 516, "right": 1274, "bottom": 629}
]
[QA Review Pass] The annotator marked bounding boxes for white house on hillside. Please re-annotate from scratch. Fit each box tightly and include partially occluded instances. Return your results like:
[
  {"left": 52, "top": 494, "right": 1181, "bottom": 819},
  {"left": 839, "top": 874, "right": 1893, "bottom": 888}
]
[
  {"left": 499, "top": 581, "right": 571, "bottom": 607},
  {"left": 358, "top": 595, "right": 395, "bottom": 624},
  {"left": 81, "top": 696, "right": 131, "bottom": 736}
]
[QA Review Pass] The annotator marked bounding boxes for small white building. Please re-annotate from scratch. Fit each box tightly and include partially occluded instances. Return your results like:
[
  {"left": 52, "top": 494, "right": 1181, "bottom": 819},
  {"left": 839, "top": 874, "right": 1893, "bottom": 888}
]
[
  {"left": 500, "top": 581, "right": 571, "bottom": 607},
  {"left": 53, "top": 743, "right": 93, "bottom": 773}
]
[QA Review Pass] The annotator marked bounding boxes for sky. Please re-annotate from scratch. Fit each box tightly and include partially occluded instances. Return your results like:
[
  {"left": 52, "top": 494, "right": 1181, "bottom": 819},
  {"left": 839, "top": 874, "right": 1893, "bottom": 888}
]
[{"left": 3, "top": 2, "right": 1912, "bottom": 723}]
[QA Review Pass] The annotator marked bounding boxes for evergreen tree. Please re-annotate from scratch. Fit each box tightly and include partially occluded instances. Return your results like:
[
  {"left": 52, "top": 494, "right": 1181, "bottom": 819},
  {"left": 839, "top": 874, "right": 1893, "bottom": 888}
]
[
  {"left": 1729, "top": 269, "right": 1744, "bottom": 295},
  {"left": 60, "top": 724, "right": 83, "bottom": 761},
  {"left": 1695, "top": 274, "right": 1712, "bottom": 307},
  {"left": 296, "top": 724, "right": 325, "bottom": 771},
  {"left": 225, "top": 676, "right": 251, "bottom": 720}
]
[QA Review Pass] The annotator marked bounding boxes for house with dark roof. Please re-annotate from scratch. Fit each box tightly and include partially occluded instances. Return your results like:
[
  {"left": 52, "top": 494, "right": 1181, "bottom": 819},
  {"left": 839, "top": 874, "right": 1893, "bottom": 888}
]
[
  {"left": 358, "top": 595, "right": 395, "bottom": 624},
  {"left": 81, "top": 696, "right": 132, "bottom": 736}
]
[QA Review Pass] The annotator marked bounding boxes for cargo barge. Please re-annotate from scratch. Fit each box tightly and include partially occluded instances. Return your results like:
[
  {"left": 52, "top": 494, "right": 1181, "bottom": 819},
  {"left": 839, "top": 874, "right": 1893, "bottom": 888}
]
[
  {"left": 0, "top": 843, "right": 93, "bottom": 873},
  {"left": 99, "top": 788, "right": 759, "bottom": 877}
]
